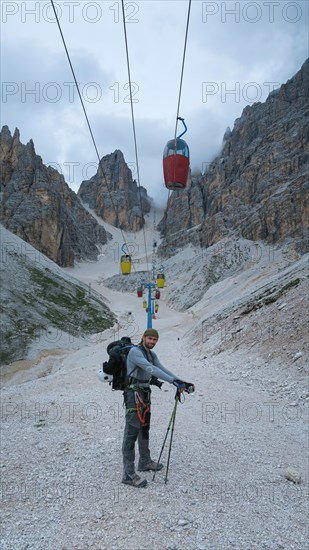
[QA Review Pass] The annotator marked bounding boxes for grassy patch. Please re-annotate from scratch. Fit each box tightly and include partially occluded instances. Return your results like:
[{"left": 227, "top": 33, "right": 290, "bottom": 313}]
[
  {"left": 280, "top": 278, "right": 300, "bottom": 293},
  {"left": 27, "top": 266, "right": 115, "bottom": 334},
  {"left": 1, "top": 264, "right": 115, "bottom": 365},
  {"left": 0, "top": 350, "right": 13, "bottom": 364},
  {"left": 242, "top": 278, "right": 301, "bottom": 314}
]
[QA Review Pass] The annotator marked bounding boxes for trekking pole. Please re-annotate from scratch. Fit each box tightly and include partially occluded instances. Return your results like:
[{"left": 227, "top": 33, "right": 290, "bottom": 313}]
[
  {"left": 164, "top": 391, "right": 180, "bottom": 484},
  {"left": 152, "top": 396, "right": 178, "bottom": 482}
]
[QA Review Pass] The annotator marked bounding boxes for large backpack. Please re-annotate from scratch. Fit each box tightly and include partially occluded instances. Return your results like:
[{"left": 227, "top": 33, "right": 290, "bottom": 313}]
[
  {"left": 100, "top": 337, "right": 162, "bottom": 391},
  {"left": 102, "top": 337, "right": 133, "bottom": 391}
]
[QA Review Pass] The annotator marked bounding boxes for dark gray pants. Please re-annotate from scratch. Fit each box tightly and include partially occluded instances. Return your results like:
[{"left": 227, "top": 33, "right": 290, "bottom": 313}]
[{"left": 122, "top": 388, "right": 152, "bottom": 478}]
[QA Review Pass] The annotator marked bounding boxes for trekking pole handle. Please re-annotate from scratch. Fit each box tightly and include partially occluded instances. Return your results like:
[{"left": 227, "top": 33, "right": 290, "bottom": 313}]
[{"left": 186, "top": 384, "right": 195, "bottom": 394}]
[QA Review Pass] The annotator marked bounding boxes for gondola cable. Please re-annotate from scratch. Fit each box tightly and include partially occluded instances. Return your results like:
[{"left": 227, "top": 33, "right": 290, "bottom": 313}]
[
  {"left": 50, "top": 0, "right": 134, "bottom": 272},
  {"left": 121, "top": 0, "right": 151, "bottom": 282},
  {"left": 165, "top": 0, "right": 191, "bottom": 204},
  {"left": 174, "top": 0, "right": 192, "bottom": 143},
  {"left": 50, "top": 0, "right": 191, "bottom": 280}
]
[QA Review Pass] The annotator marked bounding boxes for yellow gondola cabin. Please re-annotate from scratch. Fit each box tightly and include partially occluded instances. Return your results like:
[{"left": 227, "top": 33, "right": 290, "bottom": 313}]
[
  {"left": 156, "top": 273, "right": 165, "bottom": 288},
  {"left": 120, "top": 254, "right": 132, "bottom": 275}
]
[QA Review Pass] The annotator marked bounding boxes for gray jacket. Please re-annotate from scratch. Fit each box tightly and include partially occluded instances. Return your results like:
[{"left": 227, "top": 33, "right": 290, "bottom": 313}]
[{"left": 126, "top": 346, "right": 177, "bottom": 387}]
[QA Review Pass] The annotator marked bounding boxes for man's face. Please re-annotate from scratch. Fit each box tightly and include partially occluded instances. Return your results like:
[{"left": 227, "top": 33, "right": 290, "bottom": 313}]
[{"left": 143, "top": 336, "right": 158, "bottom": 349}]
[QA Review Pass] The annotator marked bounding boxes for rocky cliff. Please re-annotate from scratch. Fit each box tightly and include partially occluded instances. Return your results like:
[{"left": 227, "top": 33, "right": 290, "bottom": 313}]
[
  {"left": 78, "top": 150, "right": 151, "bottom": 231},
  {"left": 158, "top": 59, "right": 309, "bottom": 257},
  {"left": 0, "top": 126, "right": 109, "bottom": 267}
]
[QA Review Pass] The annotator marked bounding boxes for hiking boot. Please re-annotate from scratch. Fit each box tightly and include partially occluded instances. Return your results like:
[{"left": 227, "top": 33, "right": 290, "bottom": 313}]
[
  {"left": 122, "top": 474, "right": 147, "bottom": 488},
  {"left": 138, "top": 461, "right": 164, "bottom": 472}
]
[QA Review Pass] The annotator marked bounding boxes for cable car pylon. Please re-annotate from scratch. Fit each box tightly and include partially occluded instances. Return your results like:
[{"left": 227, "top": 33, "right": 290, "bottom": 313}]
[{"left": 136, "top": 223, "right": 165, "bottom": 329}]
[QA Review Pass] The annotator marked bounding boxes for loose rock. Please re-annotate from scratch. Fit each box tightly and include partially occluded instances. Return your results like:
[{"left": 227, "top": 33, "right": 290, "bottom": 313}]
[{"left": 284, "top": 468, "right": 301, "bottom": 484}]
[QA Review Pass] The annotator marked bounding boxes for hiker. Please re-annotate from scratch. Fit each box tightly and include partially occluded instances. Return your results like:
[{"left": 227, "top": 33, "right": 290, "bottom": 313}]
[{"left": 122, "top": 328, "right": 194, "bottom": 488}]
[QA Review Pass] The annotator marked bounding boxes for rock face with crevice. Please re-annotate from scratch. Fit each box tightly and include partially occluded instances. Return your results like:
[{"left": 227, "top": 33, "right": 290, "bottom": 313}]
[
  {"left": 158, "top": 58, "right": 309, "bottom": 257},
  {"left": 78, "top": 149, "right": 151, "bottom": 231},
  {"left": 0, "top": 126, "right": 109, "bottom": 267}
]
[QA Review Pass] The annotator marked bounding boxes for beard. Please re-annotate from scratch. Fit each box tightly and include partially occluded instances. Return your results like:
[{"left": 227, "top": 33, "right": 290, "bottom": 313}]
[{"left": 144, "top": 339, "right": 156, "bottom": 350}]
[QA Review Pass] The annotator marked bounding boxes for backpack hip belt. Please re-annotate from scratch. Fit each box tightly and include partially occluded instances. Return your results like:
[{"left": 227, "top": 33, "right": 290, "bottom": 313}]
[{"left": 127, "top": 375, "right": 152, "bottom": 389}]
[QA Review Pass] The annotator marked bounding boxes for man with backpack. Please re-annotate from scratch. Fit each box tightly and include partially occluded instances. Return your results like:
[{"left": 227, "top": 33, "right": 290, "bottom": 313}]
[{"left": 122, "top": 328, "right": 194, "bottom": 488}]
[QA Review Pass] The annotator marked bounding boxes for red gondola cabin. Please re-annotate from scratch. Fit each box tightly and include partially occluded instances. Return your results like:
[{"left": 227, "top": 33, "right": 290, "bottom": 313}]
[{"left": 163, "top": 138, "right": 190, "bottom": 190}]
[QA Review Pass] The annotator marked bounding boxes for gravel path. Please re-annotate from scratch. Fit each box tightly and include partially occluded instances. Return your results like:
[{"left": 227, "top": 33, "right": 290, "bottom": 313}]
[
  {"left": 1, "top": 329, "right": 308, "bottom": 549},
  {"left": 1, "top": 240, "right": 308, "bottom": 549}
]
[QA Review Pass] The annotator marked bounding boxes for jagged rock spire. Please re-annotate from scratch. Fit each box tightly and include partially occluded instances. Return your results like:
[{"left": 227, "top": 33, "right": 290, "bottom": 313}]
[{"left": 78, "top": 150, "right": 151, "bottom": 231}]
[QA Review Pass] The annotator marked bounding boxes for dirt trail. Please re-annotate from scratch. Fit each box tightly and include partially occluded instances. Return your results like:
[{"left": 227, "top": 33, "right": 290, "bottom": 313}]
[
  {"left": 1, "top": 275, "right": 308, "bottom": 550},
  {"left": 1, "top": 227, "right": 308, "bottom": 549}
]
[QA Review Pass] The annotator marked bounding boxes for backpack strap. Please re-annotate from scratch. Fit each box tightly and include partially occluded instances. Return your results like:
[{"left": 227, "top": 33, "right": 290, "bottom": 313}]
[{"left": 139, "top": 345, "right": 154, "bottom": 364}]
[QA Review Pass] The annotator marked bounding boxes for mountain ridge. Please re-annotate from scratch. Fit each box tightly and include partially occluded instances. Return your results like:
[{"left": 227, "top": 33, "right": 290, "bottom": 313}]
[{"left": 0, "top": 126, "right": 109, "bottom": 267}]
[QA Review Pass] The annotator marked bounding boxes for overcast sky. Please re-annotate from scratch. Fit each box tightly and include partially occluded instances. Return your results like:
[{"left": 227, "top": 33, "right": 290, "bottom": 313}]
[{"left": 1, "top": 0, "right": 308, "bottom": 206}]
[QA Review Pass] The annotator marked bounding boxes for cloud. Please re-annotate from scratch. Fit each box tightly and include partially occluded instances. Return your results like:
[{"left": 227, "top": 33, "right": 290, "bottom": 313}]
[{"left": 1, "top": 0, "right": 308, "bottom": 206}]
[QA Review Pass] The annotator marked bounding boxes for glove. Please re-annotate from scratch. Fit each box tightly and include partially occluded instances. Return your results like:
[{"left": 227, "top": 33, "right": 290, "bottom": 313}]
[
  {"left": 184, "top": 381, "right": 195, "bottom": 393},
  {"left": 150, "top": 376, "right": 163, "bottom": 389},
  {"left": 173, "top": 379, "right": 186, "bottom": 390},
  {"left": 173, "top": 379, "right": 195, "bottom": 393}
]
